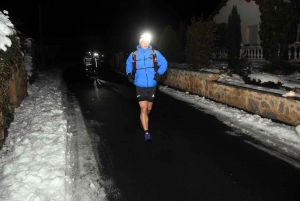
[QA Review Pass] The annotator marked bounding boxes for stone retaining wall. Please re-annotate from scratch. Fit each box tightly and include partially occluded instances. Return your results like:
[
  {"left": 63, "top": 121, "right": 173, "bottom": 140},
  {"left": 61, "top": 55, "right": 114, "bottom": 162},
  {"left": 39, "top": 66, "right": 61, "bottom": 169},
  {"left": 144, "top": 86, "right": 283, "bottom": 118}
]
[
  {"left": 161, "top": 67, "right": 300, "bottom": 126},
  {"left": 0, "top": 67, "right": 27, "bottom": 142},
  {"left": 8, "top": 67, "right": 28, "bottom": 108}
]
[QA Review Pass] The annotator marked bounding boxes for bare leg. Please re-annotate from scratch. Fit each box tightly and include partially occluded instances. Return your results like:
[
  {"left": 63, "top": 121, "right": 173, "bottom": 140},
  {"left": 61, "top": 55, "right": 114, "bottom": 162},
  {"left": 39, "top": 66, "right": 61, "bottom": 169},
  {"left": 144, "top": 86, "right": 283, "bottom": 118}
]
[
  {"left": 139, "top": 101, "right": 153, "bottom": 131},
  {"left": 147, "top": 101, "right": 153, "bottom": 115}
]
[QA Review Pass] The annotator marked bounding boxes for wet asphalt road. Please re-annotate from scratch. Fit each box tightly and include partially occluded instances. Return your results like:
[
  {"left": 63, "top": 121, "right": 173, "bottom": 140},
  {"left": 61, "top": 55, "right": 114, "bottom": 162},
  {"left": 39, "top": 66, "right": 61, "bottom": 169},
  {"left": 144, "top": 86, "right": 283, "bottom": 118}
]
[{"left": 62, "top": 63, "right": 300, "bottom": 201}]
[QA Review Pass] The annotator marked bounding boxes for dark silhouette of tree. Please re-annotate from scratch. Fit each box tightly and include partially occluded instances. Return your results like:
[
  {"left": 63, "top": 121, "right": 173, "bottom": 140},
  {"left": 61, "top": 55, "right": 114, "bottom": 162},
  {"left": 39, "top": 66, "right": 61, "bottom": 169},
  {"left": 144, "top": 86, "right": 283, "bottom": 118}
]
[
  {"left": 176, "top": 20, "right": 187, "bottom": 62},
  {"left": 226, "top": 5, "right": 242, "bottom": 72},
  {"left": 259, "top": 0, "right": 300, "bottom": 72},
  {"left": 158, "top": 25, "right": 181, "bottom": 62},
  {"left": 215, "top": 22, "right": 227, "bottom": 50}
]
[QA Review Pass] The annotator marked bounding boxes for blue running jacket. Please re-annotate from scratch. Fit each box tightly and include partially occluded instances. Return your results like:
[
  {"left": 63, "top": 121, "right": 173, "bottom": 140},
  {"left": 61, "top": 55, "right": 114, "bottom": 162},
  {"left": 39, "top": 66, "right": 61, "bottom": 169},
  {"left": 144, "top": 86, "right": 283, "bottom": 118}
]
[{"left": 126, "top": 45, "right": 168, "bottom": 87}]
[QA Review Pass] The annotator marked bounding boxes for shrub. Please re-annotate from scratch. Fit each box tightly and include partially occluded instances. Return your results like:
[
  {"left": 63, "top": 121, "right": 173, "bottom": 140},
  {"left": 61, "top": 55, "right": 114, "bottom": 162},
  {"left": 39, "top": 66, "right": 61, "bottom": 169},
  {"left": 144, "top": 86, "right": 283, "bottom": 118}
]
[
  {"left": 185, "top": 15, "right": 217, "bottom": 68},
  {"left": 0, "top": 35, "right": 23, "bottom": 132}
]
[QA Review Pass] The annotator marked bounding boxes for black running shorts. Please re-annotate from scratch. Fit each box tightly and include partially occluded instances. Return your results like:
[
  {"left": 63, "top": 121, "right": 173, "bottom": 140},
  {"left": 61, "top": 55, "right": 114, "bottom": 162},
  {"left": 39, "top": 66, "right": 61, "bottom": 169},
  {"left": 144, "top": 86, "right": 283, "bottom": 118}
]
[{"left": 136, "top": 86, "right": 156, "bottom": 102}]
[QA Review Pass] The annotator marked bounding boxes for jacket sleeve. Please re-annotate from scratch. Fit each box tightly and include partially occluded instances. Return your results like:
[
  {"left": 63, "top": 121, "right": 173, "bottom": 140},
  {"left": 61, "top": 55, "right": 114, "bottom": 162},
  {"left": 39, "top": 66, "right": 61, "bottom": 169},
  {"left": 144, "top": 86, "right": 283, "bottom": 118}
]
[
  {"left": 126, "top": 52, "right": 133, "bottom": 75},
  {"left": 155, "top": 50, "right": 168, "bottom": 75}
]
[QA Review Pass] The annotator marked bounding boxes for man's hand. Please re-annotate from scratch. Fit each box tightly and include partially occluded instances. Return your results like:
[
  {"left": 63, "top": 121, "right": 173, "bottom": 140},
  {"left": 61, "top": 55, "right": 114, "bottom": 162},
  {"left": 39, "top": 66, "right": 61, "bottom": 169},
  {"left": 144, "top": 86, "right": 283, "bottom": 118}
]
[
  {"left": 128, "top": 73, "right": 134, "bottom": 83},
  {"left": 153, "top": 73, "right": 161, "bottom": 82}
]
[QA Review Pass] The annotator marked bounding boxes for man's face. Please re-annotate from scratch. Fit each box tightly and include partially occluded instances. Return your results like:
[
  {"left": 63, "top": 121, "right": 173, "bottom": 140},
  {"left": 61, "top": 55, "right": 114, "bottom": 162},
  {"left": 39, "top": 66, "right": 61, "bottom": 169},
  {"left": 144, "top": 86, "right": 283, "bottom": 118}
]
[{"left": 140, "top": 40, "right": 150, "bottom": 49}]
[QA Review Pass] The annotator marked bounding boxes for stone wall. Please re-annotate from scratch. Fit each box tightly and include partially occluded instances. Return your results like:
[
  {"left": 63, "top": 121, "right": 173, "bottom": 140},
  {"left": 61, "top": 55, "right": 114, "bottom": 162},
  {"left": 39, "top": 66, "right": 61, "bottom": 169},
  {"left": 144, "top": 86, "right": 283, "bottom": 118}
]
[
  {"left": 0, "top": 67, "right": 27, "bottom": 142},
  {"left": 8, "top": 67, "right": 28, "bottom": 108},
  {"left": 161, "top": 67, "right": 300, "bottom": 126}
]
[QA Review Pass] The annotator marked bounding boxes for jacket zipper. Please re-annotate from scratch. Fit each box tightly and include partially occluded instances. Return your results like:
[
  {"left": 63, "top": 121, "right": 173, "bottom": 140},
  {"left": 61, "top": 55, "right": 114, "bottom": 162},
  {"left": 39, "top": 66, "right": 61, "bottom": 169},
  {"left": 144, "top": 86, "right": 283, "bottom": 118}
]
[{"left": 143, "top": 50, "right": 149, "bottom": 87}]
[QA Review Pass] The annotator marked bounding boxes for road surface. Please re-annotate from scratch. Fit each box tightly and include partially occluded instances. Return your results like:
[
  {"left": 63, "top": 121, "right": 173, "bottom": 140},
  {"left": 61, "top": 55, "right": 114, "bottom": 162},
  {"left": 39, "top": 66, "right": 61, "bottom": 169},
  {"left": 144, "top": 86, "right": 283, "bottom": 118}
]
[{"left": 62, "top": 63, "right": 300, "bottom": 201}]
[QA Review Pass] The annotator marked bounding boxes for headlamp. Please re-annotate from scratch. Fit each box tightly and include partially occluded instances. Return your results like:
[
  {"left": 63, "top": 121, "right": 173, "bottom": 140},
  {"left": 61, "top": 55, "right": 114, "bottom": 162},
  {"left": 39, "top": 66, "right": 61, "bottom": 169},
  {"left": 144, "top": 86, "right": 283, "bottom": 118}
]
[{"left": 139, "top": 32, "right": 151, "bottom": 43}]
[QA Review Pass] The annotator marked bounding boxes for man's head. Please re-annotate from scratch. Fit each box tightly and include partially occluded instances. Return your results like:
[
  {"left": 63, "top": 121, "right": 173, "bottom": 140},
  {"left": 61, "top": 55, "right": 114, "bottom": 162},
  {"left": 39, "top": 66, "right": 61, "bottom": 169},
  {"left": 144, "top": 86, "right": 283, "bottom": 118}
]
[{"left": 139, "top": 33, "right": 151, "bottom": 49}]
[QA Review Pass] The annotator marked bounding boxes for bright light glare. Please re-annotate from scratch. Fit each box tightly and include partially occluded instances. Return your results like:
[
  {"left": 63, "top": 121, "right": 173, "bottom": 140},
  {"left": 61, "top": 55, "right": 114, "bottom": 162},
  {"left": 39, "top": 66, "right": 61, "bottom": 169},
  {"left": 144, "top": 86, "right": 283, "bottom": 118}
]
[{"left": 140, "top": 32, "right": 151, "bottom": 43}]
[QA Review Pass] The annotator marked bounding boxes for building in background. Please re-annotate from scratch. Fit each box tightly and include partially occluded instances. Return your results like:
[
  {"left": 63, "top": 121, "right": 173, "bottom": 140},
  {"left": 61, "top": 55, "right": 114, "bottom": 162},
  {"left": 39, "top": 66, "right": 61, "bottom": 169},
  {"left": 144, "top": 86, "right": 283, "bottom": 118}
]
[{"left": 212, "top": 0, "right": 262, "bottom": 46}]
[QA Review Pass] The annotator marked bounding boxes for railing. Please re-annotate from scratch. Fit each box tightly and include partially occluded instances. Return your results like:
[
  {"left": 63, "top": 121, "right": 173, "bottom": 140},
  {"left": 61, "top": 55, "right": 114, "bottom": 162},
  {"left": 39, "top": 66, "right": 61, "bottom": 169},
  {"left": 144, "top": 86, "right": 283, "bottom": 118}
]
[
  {"left": 212, "top": 48, "right": 227, "bottom": 61},
  {"left": 240, "top": 46, "right": 264, "bottom": 61},
  {"left": 288, "top": 43, "right": 300, "bottom": 61},
  {"left": 213, "top": 43, "right": 300, "bottom": 62}
]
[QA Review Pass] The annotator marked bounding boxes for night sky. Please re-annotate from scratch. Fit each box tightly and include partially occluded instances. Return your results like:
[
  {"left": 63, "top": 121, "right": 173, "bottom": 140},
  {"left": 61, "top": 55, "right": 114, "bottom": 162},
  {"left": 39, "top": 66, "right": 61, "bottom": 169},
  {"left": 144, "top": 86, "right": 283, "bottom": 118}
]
[
  {"left": 1, "top": 1, "right": 221, "bottom": 39},
  {"left": 1, "top": 1, "right": 222, "bottom": 60}
]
